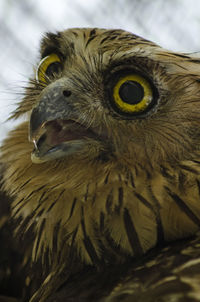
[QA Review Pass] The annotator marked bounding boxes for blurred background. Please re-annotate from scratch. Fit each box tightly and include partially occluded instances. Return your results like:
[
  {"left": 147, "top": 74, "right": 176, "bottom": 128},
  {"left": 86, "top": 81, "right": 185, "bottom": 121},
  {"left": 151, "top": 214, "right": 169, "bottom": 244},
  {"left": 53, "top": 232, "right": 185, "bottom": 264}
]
[{"left": 0, "top": 0, "right": 200, "bottom": 142}]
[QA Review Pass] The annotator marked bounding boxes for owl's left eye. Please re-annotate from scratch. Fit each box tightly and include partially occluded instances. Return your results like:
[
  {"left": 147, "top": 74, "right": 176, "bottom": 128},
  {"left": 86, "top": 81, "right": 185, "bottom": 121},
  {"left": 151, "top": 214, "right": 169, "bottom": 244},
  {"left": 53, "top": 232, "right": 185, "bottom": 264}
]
[
  {"left": 36, "top": 54, "right": 62, "bottom": 84},
  {"left": 111, "top": 74, "right": 155, "bottom": 116}
]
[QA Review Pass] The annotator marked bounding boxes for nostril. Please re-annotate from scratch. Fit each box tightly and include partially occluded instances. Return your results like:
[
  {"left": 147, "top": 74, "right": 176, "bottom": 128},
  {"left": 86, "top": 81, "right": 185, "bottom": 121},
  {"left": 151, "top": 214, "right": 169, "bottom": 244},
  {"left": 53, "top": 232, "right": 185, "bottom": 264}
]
[{"left": 63, "top": 90, "right": 72, "bottom": 97}]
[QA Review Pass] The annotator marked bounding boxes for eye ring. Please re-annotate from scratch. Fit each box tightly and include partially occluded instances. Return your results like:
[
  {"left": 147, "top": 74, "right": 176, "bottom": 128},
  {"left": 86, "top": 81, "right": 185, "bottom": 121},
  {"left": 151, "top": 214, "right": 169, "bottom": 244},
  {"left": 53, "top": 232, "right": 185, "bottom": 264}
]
[
  {"left": 36, "top": 54, "right": 62, "bottom": 84},
  {"left": 112, "top": 74, "right": 154, "bottom": 115}
]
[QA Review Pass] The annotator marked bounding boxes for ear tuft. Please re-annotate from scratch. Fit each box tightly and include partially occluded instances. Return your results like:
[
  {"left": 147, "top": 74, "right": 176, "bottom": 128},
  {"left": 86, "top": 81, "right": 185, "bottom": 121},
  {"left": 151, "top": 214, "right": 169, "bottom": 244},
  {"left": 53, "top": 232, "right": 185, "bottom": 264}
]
[{"left": 40, "top": 32, "right": 62, "bottom": 58}]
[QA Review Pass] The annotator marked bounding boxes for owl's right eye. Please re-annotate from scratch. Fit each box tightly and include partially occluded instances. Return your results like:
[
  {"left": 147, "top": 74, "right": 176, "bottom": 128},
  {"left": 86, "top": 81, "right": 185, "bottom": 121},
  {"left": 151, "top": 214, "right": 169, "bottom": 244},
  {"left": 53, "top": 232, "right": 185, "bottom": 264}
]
[
  {"left": 109, "top": 72, "right": 158, "bottom": 117},
  {"left": 36, "top": 54, "right": 62, "bottom": 84}
]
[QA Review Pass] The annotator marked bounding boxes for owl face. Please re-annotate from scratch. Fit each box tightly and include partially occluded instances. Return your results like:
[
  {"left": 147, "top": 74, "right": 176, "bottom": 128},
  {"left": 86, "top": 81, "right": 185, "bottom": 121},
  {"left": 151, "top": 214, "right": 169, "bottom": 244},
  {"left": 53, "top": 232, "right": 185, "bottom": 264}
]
[{"left": 14, "top": 28, "right": 200, "bottom": 168}]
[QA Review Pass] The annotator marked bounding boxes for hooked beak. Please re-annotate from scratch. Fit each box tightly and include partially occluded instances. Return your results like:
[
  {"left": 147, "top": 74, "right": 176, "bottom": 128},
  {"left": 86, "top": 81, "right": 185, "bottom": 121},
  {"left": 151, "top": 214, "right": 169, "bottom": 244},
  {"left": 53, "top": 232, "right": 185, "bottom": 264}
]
[{"left": 29, "top": 82, "right": 100, "bottom": 163}]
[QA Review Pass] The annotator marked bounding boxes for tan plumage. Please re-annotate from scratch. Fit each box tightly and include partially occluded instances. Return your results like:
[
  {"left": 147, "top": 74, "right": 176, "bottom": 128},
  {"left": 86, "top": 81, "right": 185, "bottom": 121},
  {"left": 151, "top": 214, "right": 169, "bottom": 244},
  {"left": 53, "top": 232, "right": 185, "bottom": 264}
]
[{"left": 1, "top": 28, "right": 200, "bottom": 301}]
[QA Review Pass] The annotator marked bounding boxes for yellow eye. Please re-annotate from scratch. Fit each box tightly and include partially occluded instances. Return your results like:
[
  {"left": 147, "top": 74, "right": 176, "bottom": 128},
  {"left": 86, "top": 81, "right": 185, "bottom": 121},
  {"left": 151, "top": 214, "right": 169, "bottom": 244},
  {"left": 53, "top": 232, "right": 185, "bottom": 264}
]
[
  {"left": 112, "top": 74, "right": 154, "bottom": 114},
  {"left": 36, "top": 54, "right": 62, "bottom": 84}
]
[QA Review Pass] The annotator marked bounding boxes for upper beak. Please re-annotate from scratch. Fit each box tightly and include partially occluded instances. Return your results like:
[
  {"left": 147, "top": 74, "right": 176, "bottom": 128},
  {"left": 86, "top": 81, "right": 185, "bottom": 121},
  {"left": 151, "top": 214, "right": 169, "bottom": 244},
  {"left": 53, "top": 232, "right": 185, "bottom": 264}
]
[
  {"left": 29, "top": 81, "right": 75, "bottom": 142},
  {"left": 29, "top": 81, "right": 98, "bottom": 163}
]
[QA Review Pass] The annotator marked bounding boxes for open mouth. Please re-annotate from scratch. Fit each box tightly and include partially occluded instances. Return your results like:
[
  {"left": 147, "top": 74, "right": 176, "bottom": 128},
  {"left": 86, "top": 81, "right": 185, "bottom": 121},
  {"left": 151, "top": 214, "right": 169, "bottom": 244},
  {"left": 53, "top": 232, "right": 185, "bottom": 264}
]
[{"left": 30, "top": 119, "right": 97, "bottom": 163}]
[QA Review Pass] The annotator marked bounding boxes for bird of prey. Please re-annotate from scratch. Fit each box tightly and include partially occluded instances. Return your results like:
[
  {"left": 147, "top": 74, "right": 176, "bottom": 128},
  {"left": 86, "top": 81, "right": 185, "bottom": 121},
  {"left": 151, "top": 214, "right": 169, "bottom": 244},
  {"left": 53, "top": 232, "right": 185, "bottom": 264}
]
[{"left": 1, "top": 28, "right": 200, "bottom": 302}]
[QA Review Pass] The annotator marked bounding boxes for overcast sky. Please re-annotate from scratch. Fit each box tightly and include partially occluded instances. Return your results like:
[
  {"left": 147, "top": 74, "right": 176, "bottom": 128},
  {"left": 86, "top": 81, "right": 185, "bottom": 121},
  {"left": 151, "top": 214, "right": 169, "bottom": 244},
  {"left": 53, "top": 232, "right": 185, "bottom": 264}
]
[{"left": 0, "top": 0, "right": 200, "bottom": 142}]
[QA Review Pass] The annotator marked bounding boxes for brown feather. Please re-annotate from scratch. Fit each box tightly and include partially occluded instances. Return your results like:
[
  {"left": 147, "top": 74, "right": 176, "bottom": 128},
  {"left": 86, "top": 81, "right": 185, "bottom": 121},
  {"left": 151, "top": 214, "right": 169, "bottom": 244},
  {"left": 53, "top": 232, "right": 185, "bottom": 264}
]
[{"left": 1, "top": 28, "right": 200, "bottom": 301}]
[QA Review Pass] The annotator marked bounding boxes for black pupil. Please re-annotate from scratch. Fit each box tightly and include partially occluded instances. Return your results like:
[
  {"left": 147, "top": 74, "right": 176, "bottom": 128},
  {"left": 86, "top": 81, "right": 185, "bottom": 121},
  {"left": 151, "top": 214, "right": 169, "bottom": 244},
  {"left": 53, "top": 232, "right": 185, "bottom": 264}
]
[
  {"left": 119, "top": 80, "right": 144, "bottom": 105},
  {"left": 46, "top": 62, "right": 61, "bottom": 78}
]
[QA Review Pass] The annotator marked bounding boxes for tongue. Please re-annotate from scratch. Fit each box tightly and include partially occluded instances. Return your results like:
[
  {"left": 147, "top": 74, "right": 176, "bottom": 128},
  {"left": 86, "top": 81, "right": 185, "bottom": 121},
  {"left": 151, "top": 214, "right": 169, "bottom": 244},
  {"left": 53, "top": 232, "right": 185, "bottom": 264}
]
[{"left": 36, "top": 120, "right": 94, "bottom": 153}]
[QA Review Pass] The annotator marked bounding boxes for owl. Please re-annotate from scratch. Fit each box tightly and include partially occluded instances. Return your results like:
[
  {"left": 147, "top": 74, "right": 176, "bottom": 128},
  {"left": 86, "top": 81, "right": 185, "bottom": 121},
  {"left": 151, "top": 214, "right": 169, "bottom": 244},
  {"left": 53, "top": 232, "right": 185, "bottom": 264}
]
[{"left": 1, "top": 28, "right": 200, "bottom": 301}]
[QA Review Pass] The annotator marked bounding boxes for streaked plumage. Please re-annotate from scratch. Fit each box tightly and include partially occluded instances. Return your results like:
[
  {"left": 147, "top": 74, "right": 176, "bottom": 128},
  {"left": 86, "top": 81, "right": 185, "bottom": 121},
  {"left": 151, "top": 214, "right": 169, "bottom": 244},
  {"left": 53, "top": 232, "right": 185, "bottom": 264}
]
[{"left": 1, "top": 28, "right": 200, "bottom": 301}]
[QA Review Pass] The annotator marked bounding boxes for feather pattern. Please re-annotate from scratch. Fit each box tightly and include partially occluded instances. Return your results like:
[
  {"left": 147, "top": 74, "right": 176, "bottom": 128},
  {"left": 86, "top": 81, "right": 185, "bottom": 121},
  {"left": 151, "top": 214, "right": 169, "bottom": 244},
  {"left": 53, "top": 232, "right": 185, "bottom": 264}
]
[{"left": 1, "top": 28, "right": 200, "bottom": 301}]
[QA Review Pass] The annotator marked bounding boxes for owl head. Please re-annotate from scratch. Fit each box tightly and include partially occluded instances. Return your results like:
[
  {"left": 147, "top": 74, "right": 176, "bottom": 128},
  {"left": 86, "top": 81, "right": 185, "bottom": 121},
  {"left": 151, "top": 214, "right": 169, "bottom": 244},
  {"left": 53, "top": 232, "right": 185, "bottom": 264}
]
[{"left": 11, "top": 28, "right": 200, "bottom": 171}]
